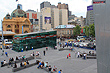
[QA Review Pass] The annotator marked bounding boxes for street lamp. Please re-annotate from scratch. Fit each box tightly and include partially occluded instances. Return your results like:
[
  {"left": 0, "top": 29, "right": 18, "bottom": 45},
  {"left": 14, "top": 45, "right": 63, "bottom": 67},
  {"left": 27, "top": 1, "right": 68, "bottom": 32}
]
[{"left": 1, "top": 20, "right": 4, "bottom": 49}]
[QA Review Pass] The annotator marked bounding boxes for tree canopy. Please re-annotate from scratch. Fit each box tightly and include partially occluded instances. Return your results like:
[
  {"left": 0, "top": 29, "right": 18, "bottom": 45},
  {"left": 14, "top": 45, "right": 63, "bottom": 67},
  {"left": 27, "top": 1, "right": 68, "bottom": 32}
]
[{"left": 73, "top": 25, "right": 81, "bottom": 36}]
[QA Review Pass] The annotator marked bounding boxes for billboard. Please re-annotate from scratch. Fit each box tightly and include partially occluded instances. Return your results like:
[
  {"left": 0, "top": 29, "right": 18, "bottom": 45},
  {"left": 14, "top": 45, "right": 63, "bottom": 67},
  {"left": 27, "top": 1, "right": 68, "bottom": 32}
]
[
  {"left": 45, "top": 17, "right": 51, "bottom": 24},
  {"left": 87, "top": 5, "right": 93, "bottom": 11},
  {"left": 32, "top": 13, "right": 37, "bottom": 19}
]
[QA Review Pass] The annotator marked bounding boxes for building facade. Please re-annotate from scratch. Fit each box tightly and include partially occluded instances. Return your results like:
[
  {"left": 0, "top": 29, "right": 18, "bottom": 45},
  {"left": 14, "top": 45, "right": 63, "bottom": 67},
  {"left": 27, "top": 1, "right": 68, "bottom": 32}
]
[
  {"left": 39, "top": 7, "right": 68, "bottom": 31},
  {"left": 51, "top": 8, "right": 59, "bottom": 28},
  {"left": 39, "top": 7, "right": 52, "bottom": 31},
  {"left": 57, "top": 2, "right": 70, "bottom": 17},
  {"left": 86, "top": 5, "right": 94, "bottom": 26},
  {"left": 2, "top": 5, "right": 31, "bottom": 34},
  {"left": 40, "top": 1, "right": 51, "bottom": 10},
  {"left": 54, "top": 25, "right": 75, "bottom": 38},
  {"left": 93, "top": 0, "right": 109, "bottom": 73},
  {"left": 26, "top": 9, "right": 40, "bottom": 32},
  {"left": 59, "top": 9, "right": 68, "bottom": 25}
]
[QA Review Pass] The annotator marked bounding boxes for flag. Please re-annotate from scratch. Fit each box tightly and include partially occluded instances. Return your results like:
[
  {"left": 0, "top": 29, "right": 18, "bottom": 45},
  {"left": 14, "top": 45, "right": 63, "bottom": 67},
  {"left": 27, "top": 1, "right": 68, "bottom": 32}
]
[{"left": 16, "top": 0, "right": 18, "bottom": 2}]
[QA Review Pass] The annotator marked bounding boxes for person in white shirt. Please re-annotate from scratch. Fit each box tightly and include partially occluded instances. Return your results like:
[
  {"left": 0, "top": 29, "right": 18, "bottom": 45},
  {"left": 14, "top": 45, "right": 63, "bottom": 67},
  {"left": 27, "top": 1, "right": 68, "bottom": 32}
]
[
  {"left": 84, "top": 53, "right": 87, "bottom": 59},
  {"left": 4, "top": 60, "right": 6, "bottom": 64},
  {"left": 77, "top": 51, "right": 80, "bottom": 58}
]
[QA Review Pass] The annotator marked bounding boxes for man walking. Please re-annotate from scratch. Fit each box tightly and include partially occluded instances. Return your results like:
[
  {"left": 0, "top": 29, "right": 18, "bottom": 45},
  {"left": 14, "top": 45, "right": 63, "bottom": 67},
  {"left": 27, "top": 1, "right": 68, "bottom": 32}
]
[{"left": 43, "top": 50, "right": 45, "bottom": 56}]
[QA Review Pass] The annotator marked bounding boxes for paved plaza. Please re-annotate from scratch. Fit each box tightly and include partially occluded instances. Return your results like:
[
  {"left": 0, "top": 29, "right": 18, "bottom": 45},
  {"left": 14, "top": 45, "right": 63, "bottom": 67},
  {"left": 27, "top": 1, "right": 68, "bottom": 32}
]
[{"left": 0, "top": 45, "right": 97, "bottom": 73}]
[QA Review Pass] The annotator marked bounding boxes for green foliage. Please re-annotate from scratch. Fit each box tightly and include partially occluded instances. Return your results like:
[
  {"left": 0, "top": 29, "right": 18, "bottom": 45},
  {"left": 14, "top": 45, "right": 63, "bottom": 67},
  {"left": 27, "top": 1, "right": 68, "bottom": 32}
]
[
  {"left": 84, "top": 26, "right": 89, "bottom": 37},
  {"left": 89, "top": 24, "right": 95, "bottom": 37},
  {"left": 73, "top": 25, "right": 81, "bottom": 36},
  {"left": 84, "top": 24, "right": 95, "bottom": 37}
]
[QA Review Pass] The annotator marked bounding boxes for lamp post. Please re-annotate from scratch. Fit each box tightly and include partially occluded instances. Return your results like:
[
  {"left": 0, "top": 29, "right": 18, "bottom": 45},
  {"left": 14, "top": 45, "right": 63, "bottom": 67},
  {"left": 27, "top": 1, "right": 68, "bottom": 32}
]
[{"left": 1, "top": 20, "right": 4, "bottom": 49}]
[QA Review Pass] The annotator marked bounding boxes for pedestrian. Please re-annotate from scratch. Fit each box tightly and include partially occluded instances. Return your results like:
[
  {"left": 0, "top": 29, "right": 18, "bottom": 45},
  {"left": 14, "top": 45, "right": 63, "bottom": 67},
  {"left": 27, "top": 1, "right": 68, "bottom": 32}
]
[
  {"left": 26, "top": 46, "right": 28, "bottom": 51},
  {"left": 44, "top": 62, "right": 48, "bottom": 68},
  {"left": 5, "top": 52, "right": 8, "bottom": 57},
  {"left": 37, "top": 61, "right": 42, "bottom": 69},
  {"left": 1, "top": 61, "right": 4, "bottom": 67},
  {"left": 46, "top": 47, "right": 48, "bottom": 50},
  {"left": 13, "top": 63, "right": 17, "bottom": 68},
  {"left": 16, "top": 56, "right": 19, "bottom": 60},
  {"left": 33, "top": 52, "right": 35, "bottom": 56},
  {"left": 67, "top": 55, "right": 68, "bottom": 59},
  {"left": 75, "top": 51, "right": 77, "bottom": 58},
  {"left": 48, "top": 65, "right": 52, "bottom": 73},
  {"left": 26, "top": 60, "right": 29, "bottom": 64},
  {"left": 43, "top": 50, "right": 45, "bottom": 56},
  {"left": 1, "top": 50, "right": 4, "bottom": 56},
  {"left": 83, "top": 53, "right": 86, "bottom": 60},
  {"left": 53, "top": 65, "right": 57, "bottom": 72},
  {"left": 69, "top": 53, "right": 71, "bottom": 59},
  {"left": 24, "top": 61, "right": 26, "bottom": 66},
  {"left": 77, "top": 51, "right": 80, "bottom": 58},
  {"left": 3, "top": 60, "right": 6, "bottom": 64},
  {"left": 58, "top": 69, "right": 62, "bottom": 73},
  {"left": 30, "top": 53, "right": 33, "bottom": 56},
  {"left": 20, "top": 62, "right": 23, "bottom": 67}
]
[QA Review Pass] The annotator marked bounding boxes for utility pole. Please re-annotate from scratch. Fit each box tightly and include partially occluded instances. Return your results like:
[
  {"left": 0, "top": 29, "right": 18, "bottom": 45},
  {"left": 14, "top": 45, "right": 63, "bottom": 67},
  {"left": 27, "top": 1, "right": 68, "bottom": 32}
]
[{"left": 1, "top": 20, "right": 4, "bottom": 49}]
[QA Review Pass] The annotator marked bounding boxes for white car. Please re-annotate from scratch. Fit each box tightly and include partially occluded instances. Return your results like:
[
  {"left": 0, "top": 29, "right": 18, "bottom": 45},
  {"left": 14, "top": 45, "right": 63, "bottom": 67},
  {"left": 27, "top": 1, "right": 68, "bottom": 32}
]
[
  {"left": 79, "top": 43, "right": 84, "bottom": 47},
  {"left": 82, "top": 43, "right": 88, "bottom": 47}
]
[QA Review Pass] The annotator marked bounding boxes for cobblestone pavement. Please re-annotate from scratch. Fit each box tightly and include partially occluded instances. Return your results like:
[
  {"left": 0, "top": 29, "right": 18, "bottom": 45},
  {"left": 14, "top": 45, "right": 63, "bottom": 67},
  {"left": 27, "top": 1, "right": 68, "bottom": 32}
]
[{"left": 0, "top": 45, "right": 97, "bottom": 73}]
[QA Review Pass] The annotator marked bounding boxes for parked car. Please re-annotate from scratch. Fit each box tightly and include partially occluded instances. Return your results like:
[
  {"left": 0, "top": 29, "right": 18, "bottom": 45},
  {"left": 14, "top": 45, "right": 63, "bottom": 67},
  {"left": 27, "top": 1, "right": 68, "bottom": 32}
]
[{"left": 87, "top": 43, "right": 96, "bottom": 49}]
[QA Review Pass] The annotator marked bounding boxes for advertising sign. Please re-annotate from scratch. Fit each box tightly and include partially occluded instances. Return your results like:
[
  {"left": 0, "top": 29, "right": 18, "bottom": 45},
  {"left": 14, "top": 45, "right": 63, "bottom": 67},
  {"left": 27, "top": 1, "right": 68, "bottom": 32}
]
[
  {"left": 45, "top": 17, "right": 51, "bottom": 24},
  {"left": 87, "top": 5, "right": 93, "bottom": 11}
]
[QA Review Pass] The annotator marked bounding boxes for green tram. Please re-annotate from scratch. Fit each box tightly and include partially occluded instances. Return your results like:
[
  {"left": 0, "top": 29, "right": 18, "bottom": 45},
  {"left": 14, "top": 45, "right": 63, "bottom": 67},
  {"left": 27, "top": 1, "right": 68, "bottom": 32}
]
[{"left": 12, "top": 30, "right": 57, "bottom": 52}]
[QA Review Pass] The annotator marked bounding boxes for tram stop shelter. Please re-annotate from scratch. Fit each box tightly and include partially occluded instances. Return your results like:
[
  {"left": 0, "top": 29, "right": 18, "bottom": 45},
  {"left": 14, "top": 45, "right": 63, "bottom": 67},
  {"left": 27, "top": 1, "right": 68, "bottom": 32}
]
[{"left": 12, "top": 30, "right": 57, "bottom": 52}]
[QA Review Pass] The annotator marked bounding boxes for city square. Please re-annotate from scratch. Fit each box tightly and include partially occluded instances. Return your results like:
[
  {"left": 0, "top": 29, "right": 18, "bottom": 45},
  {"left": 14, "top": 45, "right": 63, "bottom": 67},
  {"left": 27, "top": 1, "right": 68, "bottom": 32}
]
[
  {"left": 0, "top": 43, "right": 97, "bottom": 73},
  {"left": 1, "top": 0, "right": 110, "bottom": 73}
]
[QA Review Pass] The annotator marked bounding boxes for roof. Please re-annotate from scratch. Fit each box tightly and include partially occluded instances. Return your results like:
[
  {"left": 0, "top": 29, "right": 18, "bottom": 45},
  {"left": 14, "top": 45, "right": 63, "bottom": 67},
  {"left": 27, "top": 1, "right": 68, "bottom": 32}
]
[
  {"left": 15, "top": 30, "right": 56, "bottom": 36},
  {"left": 55, "top": 25, "right": 75, "bottom": 29},
  {"left": 0, "top": 31, "right": 15, "bottom": 35},
  {"left": 11, "top": 9, "right": 27, "bottom": 18}
]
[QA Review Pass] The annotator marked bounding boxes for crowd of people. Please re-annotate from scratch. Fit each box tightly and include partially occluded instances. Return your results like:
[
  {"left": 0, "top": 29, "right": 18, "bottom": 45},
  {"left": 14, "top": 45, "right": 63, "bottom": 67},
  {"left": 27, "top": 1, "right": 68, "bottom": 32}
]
[{"left": 36, "top": 60, "right": 58, "bottom": 72}]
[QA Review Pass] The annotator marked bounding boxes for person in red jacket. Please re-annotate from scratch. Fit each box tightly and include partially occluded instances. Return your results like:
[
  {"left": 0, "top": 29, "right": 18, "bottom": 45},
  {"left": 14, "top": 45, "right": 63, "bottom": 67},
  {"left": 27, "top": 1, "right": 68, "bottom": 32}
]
[
  {"left": 69, "top": 53, "right": 71, "bottom": 59},
  {"left": 67, "top": 55, "right": 68, "bottom": 59}
]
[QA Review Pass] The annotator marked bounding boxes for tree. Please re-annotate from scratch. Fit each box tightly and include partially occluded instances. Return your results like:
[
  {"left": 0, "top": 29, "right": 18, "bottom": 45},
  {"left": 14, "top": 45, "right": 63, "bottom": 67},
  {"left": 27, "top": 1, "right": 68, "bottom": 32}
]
[
  {"left": 89, "top": 24, "right": 95, "bottom": 37},
  {"left": 84, "top": 26, "right": 89, "bottom": 37},
  {"left": 84, "top": 24, "right": 95, "bottom": 37},
  {"left": 73, "top": 25, "right": 81, "bottom": 36}
]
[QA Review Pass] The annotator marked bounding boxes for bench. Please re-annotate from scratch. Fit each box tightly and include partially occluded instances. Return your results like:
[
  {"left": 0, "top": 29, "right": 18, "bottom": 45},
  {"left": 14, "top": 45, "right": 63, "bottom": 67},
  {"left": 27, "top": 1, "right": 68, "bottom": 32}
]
[
  {"left": 86, "top": 56, "right": 96, "bottom": 59},
  {"left": 1, "top": 56, "right": 35, "bottom": 67},
  {"left": 87, "top": 54, "right": 96, "bottom": 56},
  {"left": 12, "top": 62, "right": 37, "bottom": 72},
  {"left": 42, "top": 67, "right": 57, "bottom": 73},
  {"left": 59, "top": 48, "right": 73, "bottom": 51}
]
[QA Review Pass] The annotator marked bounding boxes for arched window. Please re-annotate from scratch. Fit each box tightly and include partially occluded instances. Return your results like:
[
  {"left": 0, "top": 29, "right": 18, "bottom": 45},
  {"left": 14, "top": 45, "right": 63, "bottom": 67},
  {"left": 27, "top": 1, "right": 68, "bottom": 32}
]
[
  {"left": 7, "top": 25, "right": 11, "bottom": 28},
  {"left": 24, "top": 31, "right": 28, "bottom": 33}
]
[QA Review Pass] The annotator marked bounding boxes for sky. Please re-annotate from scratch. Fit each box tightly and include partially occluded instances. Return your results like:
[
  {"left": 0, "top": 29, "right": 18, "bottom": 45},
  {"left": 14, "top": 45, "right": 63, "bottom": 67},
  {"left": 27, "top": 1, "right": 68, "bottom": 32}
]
[{"left": 0, "top": 0, "right": 92, "bottom": 29}]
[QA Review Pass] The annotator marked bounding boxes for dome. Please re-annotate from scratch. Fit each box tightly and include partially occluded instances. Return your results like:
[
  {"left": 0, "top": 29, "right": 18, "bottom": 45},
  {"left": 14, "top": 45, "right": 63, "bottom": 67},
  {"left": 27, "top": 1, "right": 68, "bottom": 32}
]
[{"left": 11, "top": 9, "right": 27, "bottom": 18}]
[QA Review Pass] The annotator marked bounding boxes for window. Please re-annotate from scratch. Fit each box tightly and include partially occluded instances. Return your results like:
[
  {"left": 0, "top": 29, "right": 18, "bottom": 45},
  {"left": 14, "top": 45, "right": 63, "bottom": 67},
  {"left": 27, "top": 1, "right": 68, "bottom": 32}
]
[
  {"left": 70, "top": 30, "right": 72, "bottom": 35},
  {"left": 7, "top": 25, "right": 11, "bottom": 28},
  {"left": 23, "top": 25, "right": 29, "bottom": 28},
  {"left": 15, "top": 29, "right": 19, "bottom": 33},
  {"left": 24, "top": 31, "right": 28, "bottom": 33},
  {"left": 67, "top": 30, "right": 69, "bottom": 34}
]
